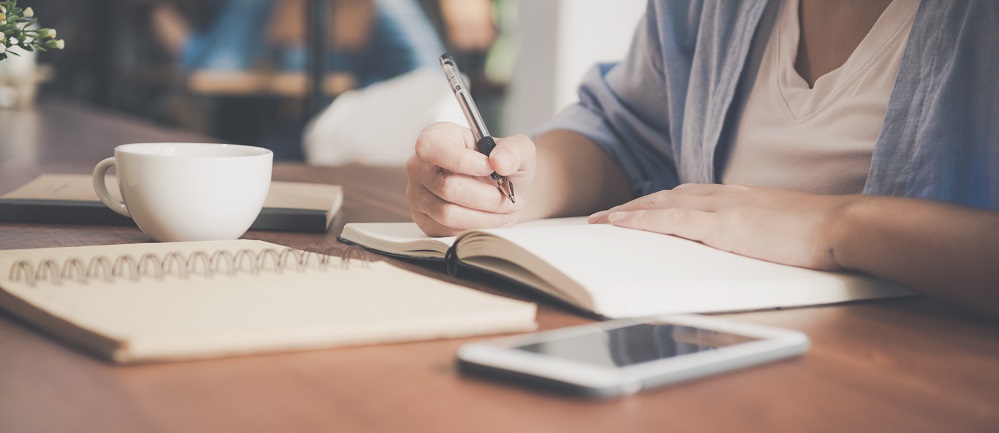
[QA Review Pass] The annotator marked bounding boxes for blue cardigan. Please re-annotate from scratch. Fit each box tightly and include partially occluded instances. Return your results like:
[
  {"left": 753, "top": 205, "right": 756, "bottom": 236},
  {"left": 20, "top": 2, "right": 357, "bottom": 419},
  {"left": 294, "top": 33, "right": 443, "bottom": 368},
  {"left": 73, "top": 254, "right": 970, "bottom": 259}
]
[{"left": 544, "top": 0, "right": 998, "bottom": 209}]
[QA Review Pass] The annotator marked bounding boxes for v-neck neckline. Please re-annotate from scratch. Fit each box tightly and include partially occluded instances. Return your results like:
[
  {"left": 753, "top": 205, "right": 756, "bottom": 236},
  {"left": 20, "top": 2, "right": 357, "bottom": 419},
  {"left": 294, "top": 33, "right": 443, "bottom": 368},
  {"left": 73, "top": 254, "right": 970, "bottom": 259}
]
[{"left": 774, "top": 0, "right": 919, "bottom": 121}]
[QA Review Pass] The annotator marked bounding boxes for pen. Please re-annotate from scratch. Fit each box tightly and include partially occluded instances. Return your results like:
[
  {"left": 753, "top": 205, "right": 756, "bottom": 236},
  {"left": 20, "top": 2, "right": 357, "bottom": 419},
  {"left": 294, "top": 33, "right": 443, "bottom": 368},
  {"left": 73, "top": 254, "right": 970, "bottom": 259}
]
[{"left": 439, "top": 53, "right": 516, "bottom": 203}]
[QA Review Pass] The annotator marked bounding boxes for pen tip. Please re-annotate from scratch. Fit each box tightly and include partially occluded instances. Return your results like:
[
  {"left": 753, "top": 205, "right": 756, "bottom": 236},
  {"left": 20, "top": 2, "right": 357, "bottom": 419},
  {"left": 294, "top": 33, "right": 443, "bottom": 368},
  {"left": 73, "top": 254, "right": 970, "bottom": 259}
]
[{"left": 495, "top": 178, "right": 516, "bottom": 203}]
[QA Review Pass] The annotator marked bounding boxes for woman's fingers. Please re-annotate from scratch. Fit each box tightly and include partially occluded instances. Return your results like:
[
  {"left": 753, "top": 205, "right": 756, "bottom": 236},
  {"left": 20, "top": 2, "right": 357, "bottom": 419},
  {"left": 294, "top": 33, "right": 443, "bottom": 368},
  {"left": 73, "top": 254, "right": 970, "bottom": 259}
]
[
  {"left": 414, "top": 122, "right": 494, "bottom": 177},
  {"left": 607, "top": 208, "right": 718, "bottom": 243},
  {"left": 408, "top": 183, "right": 516, "bottom": 235},
  {"left": 407, "top": 156, "right": 518, "bottom": 213},
  {"left": 407, "top": 123, "right": 540, "bottom": 236},
  {"left": 597, "top": 184, "right": 850, "bottom": 270},
  {"left": 589, "top": 184, "right": 723, "bottom": 223}
]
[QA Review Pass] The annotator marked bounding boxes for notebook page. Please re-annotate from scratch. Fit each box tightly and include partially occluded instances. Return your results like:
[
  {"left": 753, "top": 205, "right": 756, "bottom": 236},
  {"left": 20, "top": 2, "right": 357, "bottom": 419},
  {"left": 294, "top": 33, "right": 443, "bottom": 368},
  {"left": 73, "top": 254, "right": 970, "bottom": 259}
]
[
  {"left": 340, "top": 217, "right": 590, "bottom": 259},
  {"left": 458, "top": 224, "right": 911, "bottom": 318},
  {"left": 340, "top": 222, "right": 455, "bottom": 258}
]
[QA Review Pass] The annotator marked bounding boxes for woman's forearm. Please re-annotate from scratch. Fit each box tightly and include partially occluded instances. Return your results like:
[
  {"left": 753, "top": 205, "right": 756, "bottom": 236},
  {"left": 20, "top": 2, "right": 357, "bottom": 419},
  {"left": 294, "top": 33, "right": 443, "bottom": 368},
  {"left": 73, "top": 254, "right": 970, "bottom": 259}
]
[
  {"left": 830, "top": 197, "right": 999, "bottom": 317},
  {"left": 590, "top": 183, "right": 999, "bottom": 319},
  {"left": 525, "top": 129, "right": 633, "bottom": 221}
]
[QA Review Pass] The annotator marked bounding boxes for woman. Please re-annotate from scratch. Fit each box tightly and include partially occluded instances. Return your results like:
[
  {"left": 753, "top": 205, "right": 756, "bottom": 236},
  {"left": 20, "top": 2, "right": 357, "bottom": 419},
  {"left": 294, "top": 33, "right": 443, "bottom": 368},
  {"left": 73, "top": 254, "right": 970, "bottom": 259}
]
[{"left": 405, "top": 1, "right": 999, "bottom": 317}]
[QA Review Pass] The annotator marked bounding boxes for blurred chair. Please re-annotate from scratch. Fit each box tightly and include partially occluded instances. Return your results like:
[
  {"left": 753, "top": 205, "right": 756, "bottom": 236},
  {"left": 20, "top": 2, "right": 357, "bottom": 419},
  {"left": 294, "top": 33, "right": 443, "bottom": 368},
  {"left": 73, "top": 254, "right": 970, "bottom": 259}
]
[{"left": 302, "top": 68, "right": 467, "bottom": 166}]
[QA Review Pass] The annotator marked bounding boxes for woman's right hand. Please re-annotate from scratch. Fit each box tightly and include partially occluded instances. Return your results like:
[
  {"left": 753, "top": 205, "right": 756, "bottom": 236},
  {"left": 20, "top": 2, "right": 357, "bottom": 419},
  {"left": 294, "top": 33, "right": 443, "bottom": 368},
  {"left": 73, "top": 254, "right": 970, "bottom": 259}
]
[{"left": 406, "top": 122, "right": 537, "bottom": 237}]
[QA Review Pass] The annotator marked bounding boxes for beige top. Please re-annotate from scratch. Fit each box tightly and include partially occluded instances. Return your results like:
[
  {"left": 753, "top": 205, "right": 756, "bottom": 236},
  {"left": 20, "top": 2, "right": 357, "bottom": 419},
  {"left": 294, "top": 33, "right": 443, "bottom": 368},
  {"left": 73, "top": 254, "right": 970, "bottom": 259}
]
[{"left": 721, "top": 0, "right": 920, "bottom": 194}]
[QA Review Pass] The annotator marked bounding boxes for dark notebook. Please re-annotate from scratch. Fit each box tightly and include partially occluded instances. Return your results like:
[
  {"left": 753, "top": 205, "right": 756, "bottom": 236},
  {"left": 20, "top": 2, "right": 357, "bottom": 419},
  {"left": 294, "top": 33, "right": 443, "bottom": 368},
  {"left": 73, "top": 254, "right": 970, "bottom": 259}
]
[{"left": 0, "top": 174, "right": 343, "bottom": 232}]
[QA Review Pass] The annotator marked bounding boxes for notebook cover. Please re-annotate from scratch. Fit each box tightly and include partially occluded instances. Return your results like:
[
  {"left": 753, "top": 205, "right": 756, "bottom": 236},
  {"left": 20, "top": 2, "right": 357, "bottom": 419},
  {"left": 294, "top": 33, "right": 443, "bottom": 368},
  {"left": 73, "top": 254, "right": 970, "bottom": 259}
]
[{"left": 0, "top": 175, "right": 341, "bottom": 233}]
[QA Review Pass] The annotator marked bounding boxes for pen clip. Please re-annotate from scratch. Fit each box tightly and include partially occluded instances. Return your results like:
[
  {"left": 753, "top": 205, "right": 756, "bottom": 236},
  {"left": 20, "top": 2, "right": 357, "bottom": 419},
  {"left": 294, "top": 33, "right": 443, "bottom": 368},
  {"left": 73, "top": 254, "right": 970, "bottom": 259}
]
[{"left": 440, "top": 57, "right": 463, "bottom": 93}]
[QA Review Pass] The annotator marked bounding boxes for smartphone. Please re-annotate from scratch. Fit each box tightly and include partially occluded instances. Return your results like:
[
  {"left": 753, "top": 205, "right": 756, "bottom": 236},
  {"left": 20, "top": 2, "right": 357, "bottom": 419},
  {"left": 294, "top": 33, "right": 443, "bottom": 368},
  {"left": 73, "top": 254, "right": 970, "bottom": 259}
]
[{"left": 457, "top": 314, "right": 809, "bottom": 397}]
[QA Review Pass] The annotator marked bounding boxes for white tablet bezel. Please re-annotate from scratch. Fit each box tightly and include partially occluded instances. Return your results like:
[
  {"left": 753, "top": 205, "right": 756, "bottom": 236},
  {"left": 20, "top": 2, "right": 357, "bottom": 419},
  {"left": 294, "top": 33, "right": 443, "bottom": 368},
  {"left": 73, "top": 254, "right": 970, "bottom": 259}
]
[{"left": 457, "top": 314, "right": 810, "bottom": 396}]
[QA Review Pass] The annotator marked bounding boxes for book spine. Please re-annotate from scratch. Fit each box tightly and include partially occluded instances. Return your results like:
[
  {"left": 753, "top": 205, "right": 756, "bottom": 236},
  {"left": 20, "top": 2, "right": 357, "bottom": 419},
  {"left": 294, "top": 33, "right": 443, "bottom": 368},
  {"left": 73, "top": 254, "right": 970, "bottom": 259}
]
[
  {"left": 444, "top": 244, "right": 460, "bottom": 277},
  {"left": 0, "top": 200, "right": 329, "bottom": 232}
]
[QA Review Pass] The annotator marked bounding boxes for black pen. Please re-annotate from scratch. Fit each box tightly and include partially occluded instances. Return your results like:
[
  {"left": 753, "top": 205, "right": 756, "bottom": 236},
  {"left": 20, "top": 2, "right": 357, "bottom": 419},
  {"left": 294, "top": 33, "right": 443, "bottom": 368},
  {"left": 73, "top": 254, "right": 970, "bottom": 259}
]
[{"left": 439, "top": 53, "right": 516, "bottom": 203}]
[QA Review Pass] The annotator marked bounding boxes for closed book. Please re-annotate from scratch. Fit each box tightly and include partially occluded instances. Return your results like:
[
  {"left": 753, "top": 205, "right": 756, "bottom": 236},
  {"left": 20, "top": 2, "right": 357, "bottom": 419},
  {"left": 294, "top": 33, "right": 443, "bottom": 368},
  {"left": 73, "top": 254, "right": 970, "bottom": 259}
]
[{"left": 0, "top": 174, "right": 342, "bottom": 232}]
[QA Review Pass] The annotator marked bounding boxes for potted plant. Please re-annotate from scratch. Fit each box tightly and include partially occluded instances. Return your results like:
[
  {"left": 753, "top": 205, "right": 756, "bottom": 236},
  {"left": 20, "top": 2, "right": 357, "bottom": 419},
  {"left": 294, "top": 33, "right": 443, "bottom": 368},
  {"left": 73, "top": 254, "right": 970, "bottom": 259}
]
[
  {"left": 1, "top": 1, "right": 63, "bottom": 60},
  {"left": 0, "top": 1, "right": 63, "bottom": 108}
]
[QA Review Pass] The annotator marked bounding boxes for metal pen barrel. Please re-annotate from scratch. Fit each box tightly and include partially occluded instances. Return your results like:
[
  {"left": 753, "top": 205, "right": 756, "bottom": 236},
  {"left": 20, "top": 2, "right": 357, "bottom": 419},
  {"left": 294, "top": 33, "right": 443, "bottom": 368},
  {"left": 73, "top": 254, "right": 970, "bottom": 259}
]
[{"left": 440, "top": 53, "right": 515, "bottom": 203}]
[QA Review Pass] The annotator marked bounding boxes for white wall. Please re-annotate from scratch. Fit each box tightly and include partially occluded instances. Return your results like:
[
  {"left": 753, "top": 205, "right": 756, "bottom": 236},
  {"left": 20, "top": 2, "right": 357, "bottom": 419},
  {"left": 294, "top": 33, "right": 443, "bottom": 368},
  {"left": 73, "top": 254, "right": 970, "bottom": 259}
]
[{"left": 503, "top": 0, "right": 647, "bottom": 135}]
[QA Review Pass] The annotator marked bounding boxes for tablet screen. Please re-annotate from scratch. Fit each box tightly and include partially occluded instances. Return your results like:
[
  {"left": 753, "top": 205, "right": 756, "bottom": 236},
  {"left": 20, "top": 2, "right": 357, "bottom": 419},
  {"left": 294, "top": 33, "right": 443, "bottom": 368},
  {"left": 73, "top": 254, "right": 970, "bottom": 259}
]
[{"left": 513, "top": 323, "right": 761, "bottom": 367}]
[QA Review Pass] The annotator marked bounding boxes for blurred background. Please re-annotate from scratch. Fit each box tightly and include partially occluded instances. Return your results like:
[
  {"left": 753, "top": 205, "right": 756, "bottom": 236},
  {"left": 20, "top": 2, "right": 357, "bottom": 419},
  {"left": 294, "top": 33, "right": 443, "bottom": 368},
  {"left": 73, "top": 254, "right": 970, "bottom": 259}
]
[{"left": 4, "top": 0, "right": 645, "bottom": 164}]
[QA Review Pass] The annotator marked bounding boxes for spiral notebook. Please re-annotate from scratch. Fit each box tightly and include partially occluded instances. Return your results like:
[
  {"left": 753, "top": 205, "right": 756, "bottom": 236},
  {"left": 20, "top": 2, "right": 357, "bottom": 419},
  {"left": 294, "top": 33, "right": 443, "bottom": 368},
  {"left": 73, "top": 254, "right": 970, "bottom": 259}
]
[
  {"left": 0, "top": 240, "right": 537, "bottom": 363},
  {"left": 340, "top": 218, "right": 913, "bottom": 318}
]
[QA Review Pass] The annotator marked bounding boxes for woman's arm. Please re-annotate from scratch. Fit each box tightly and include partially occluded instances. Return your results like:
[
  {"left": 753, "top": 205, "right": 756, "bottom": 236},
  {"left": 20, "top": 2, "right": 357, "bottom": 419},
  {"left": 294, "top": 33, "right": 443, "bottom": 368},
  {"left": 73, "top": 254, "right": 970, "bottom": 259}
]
[
  {"left": 830, "top": 195, "right": 999, "bottom": 318},
  {"left": 522, "top": 129, "right": 633, "bottom": 221},
  {"left": 591, "top": 184, "right": 999, "bottom": 318}
]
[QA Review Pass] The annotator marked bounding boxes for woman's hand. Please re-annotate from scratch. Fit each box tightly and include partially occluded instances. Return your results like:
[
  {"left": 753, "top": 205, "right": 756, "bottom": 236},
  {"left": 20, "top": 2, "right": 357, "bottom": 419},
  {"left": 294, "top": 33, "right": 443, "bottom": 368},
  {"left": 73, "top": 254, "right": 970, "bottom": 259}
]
[
  {"left": 406, "top": 122, "right": 537, "bottom": 237},
  {"left": 589, "top": 184, "right": 856, "bottom": 270},
  {"left": 591, "top": 184, "right": 999, "bottom": 318}
]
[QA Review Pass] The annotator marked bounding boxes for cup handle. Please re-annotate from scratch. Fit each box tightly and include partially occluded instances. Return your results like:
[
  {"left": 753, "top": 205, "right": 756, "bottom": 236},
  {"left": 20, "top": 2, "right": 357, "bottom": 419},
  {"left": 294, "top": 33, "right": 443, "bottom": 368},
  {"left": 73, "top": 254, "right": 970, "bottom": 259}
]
[{"left": 92, "top": 157, "right": 130, "bottom": 217}]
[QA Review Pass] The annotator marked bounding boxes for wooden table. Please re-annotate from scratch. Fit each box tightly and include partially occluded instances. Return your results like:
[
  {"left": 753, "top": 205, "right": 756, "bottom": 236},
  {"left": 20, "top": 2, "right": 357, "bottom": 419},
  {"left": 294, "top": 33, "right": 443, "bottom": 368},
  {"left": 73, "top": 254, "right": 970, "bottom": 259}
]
[{"left": 1, "top": 99, "right": 997, "bottom": 433}]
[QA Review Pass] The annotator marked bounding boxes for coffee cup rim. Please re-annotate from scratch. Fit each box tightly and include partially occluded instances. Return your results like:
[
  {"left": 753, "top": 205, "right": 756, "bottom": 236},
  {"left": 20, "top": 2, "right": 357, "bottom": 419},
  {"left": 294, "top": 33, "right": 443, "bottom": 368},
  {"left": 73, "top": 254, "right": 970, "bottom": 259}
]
[{"left": 114, "top": 142, "right": 272, "bottom": 158}]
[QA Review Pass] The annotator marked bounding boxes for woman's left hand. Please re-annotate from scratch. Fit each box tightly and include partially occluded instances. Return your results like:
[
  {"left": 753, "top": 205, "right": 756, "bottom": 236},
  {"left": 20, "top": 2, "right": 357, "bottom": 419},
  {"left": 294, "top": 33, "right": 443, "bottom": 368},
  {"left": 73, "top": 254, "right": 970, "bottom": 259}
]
[{"left": 588, "top": 184, "right": 857, "bottom": 271}]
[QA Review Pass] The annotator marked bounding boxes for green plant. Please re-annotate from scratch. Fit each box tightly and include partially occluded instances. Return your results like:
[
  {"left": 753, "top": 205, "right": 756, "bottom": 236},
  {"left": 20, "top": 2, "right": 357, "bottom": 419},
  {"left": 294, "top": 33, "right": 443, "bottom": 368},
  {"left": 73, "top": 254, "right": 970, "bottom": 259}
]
[{"left": 0, "top": 1, "right": 64, "bottom": 61}]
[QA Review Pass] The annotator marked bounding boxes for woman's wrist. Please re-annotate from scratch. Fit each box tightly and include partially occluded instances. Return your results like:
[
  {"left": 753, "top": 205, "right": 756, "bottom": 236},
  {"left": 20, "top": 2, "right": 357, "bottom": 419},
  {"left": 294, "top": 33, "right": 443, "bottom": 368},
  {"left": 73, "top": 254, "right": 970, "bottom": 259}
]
[{"left": 821, "top": 194, "right": 872, "bottom": 272}]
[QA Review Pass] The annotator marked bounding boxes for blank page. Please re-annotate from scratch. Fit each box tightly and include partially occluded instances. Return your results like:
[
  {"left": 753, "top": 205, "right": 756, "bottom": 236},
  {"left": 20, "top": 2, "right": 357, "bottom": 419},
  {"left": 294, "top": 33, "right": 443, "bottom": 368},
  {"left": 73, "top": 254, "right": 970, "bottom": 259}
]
[{"left": 457, "top": 224, "right": 912, "bottom": 318}]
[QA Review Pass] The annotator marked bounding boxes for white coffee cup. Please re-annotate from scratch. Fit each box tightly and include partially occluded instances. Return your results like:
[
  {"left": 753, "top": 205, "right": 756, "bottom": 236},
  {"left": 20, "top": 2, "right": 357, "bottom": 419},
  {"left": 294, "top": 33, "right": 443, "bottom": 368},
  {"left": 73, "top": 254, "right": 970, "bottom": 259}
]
[{"left": 92, "top": 142, "right": 273, "bottom": 242}]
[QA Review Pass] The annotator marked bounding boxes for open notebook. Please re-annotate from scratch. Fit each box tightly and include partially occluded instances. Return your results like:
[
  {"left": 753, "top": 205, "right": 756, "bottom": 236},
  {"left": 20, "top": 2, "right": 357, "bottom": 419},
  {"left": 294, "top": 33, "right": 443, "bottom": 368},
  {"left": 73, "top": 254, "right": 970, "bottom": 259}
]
[
  {"left": 340, "top": 218, "right": 912, "bottom": 318},
  {"left": 0, "top": 240, "right": 536, "bottom": 363}
]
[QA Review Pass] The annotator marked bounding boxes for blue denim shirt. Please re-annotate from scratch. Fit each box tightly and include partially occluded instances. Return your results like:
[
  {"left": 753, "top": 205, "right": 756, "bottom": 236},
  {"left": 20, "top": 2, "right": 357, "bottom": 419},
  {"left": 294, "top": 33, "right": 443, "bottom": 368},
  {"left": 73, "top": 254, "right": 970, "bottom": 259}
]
[{"left": 543, "top": 1, "right": 999, "bottom": 209}]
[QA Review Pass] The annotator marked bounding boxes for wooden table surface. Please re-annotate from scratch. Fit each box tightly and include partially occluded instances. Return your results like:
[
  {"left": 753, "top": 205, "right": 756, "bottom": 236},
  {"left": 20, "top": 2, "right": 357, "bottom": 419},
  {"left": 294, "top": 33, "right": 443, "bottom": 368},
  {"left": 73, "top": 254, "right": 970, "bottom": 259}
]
[{"left": 1, "top": 99, "right": 997, "bottom": 433}]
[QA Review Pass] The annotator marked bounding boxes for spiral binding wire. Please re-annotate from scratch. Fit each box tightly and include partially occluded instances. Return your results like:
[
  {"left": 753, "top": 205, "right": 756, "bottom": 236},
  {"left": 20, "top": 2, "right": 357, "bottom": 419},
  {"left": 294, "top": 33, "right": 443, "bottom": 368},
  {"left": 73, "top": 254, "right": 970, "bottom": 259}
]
[{"left": 7, "top": 245, "right": 370, "bottom": 287}]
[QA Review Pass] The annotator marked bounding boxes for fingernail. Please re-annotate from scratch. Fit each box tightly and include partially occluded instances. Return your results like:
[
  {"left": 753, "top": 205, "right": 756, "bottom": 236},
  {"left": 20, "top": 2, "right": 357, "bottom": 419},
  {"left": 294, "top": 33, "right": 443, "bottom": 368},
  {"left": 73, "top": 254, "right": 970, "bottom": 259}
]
[
  {"left": 608, "top": 211, "right": 630, "bottom": 223},
  {"left": 588, "top": 210, "right": 608, "bottom": 223}
]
